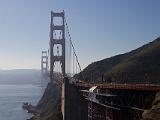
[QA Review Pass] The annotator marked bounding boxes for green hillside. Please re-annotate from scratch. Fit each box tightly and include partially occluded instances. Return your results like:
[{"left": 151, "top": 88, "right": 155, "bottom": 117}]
[{"left": 76, "top": 37, "right": 160, "bottom": 84}]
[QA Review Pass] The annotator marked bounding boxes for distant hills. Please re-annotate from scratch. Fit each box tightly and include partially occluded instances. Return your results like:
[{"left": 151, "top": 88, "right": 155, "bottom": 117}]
[
  {"left": 76, "top": 37, "right": 160, "bottom": 84},
  {"left": 0, "top": 69, "right": 40, "bottom": 74},
  {"left": 0, "top": 69, "right": 41, "bottom": 85}
]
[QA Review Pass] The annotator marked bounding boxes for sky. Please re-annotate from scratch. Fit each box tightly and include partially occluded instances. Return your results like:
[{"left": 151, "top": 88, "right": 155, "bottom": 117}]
[{"left": 0, "top": 0, "right": 160, "bottom": 70}]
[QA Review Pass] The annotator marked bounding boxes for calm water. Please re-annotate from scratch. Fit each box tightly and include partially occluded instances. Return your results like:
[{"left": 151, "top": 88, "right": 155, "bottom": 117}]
[{"left": 0, "top": 84, "right": 41, "bottom": 120}]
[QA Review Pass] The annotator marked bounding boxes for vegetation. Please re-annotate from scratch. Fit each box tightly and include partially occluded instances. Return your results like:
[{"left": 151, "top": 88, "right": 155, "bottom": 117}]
[{"left": 76, "top": 37, "right": 160, "bottom": 84}]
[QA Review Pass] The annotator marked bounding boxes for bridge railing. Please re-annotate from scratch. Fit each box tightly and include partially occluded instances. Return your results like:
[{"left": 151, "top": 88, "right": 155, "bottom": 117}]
[{"left": 74, "top": 82, "right": 160, "bottom": 91}]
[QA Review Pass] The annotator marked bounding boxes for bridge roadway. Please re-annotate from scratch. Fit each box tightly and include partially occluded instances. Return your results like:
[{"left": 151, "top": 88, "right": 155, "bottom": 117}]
[{"left": 74, "top": 82, "right": 160, "bottom": 91}]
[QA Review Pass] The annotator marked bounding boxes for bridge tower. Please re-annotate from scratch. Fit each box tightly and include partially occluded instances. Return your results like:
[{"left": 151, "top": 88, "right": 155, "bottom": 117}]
[
  {"left": 50, "top": 11, "right": 65, "bottom": 80},
  {"left": 41, "top": 50, "right": 48, "bottom": 77}
]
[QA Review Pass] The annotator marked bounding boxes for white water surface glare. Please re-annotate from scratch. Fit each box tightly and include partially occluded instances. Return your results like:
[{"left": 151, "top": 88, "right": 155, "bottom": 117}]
[{"left": 0, "top": 84, "right": 41, "bottom": 120}]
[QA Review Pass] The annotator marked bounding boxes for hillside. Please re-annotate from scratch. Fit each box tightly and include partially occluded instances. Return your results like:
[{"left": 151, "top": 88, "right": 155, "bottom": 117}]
[
  {"left": 142, "top": 92, "right": 160, "bottom": 120},
  {"left": 76, "top": 37, "right": 160, "bottom": 84}
]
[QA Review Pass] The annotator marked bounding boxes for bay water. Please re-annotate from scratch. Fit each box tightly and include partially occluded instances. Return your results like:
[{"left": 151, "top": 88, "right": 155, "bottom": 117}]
[{"left": 0, "top": 70, "right": 43, "bottom": 120}]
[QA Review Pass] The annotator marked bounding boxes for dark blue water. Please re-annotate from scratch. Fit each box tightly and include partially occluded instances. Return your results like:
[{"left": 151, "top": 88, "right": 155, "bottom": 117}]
[{"left": 0, "top": 84, "right": 41, "bottom": 120}]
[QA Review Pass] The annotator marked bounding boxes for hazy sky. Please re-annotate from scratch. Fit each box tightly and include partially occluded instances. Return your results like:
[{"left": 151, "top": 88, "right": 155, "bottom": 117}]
[{"left": 0, "top": 0, "right": 160, "bottom": 70}]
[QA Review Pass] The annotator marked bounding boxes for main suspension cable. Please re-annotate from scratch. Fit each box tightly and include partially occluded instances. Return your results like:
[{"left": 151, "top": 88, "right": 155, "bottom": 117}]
[{"left": 64, "top": 17, "right": 84, "bottom": 80}]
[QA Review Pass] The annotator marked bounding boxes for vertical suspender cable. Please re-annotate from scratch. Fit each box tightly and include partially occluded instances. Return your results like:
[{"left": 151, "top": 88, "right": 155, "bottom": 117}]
[
  {"left": 76, "top": 62, "right": 77, "bottom": 74},
  {"left": 64, "top": 17, "right": 84, "bottom": 80},
  {"left": 73, "top": 52, "right": 75, "bottom": 76},
  {"left": 69, "top": 33, "right": 72, "bottom": 76}
]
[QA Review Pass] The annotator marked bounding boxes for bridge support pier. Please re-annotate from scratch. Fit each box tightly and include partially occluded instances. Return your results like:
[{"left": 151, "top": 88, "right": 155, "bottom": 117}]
[
  {"left": 87, "top": 101, "right": 110, "bottom": 120},
  {"left": 62, "top": 77, "right": 88, "bottom": 120}
]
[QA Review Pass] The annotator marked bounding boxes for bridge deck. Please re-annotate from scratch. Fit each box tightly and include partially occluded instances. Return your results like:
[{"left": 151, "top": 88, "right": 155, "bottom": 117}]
[{"left": 75, "top": 82, "right": 160, "bottom": 91}]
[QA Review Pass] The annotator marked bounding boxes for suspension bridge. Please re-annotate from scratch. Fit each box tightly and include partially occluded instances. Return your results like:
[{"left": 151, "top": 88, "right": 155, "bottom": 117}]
[{"left": 41, "top": 11, "right": 160, "bottom": 120}]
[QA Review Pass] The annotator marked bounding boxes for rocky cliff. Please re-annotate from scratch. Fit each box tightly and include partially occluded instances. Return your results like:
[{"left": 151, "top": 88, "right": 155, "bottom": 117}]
[
  {"left": 142, "top": 92, "right": 160, "bottom": 120},
  {"left": 28, "top": 82, "right": 62, "bottom": 120}
]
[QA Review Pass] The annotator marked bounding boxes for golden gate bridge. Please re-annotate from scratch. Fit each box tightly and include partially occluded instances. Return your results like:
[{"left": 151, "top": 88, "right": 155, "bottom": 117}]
[{"left": 40, "top": 11, "right": 160, "bottom": 120}]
